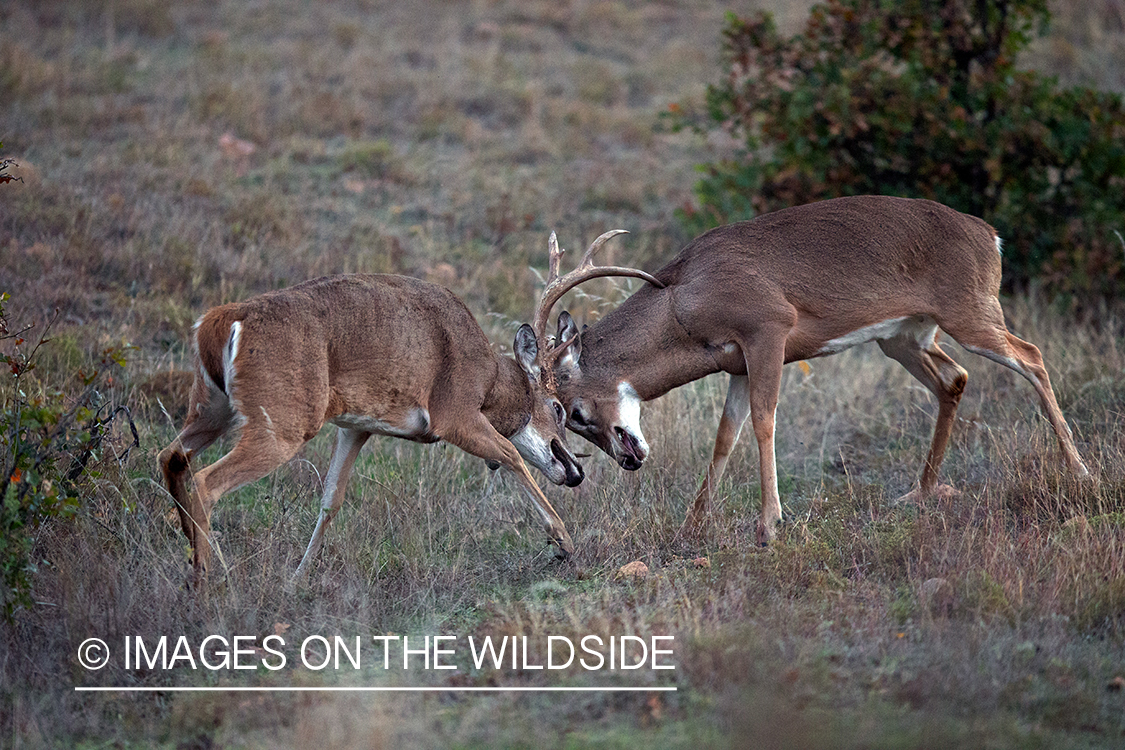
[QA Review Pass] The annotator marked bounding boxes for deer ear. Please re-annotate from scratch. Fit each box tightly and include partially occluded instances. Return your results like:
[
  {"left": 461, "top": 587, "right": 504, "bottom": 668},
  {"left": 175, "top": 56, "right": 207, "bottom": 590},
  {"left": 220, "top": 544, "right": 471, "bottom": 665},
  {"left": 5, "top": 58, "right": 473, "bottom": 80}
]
[
  {"left": 556, "top": 311, "right": 581, "bottom": 369},
  {"left": 514, "top": 324, "right": 541, "bottom": 380}
]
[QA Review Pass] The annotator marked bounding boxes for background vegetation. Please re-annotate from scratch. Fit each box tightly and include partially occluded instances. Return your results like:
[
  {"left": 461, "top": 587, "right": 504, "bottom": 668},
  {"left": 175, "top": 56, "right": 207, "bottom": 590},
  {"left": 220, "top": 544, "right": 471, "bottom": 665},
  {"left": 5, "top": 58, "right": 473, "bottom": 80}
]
[
  {"left": 676, "top": 0, "right": 1125, "bottom": 301},
  {"left": 2, "top": 0, "right": 1125, "bottom": 747}
]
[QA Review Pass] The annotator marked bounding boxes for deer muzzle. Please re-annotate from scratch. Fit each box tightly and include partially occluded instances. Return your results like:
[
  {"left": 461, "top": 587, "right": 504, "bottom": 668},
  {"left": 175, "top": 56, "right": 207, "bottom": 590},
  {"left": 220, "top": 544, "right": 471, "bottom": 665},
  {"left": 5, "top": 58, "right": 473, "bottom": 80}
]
[
  {"left": 615, "top": 427, "right": 646, "bottom": 470},
  {"left": 552, "top": 438, "right": 585, "bottom": 487}
]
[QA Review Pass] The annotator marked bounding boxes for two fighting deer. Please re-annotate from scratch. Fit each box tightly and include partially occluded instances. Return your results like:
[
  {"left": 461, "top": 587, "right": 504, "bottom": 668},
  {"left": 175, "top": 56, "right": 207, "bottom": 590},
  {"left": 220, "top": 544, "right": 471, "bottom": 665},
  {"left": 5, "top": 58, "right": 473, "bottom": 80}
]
[{"left": 161, "top": 195, "right": 1088, "bottom": 580}]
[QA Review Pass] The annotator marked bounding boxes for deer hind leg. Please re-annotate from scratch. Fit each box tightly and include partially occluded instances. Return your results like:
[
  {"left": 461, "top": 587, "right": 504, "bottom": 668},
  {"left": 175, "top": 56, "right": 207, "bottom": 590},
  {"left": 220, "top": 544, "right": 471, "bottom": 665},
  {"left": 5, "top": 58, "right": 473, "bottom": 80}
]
[
  {"left": 682, "top": 374, "right": 751, "bottom": 535},
  {"left": 877, "top": 325, "right": 968, "bottom": 503},
  {"left": 158, "top": 377, "right": 237, "bottom": 544},
  {"left": 444, "top": 413, "right": 575, "bottom": 558},
  {"left": 941, "top": 301, "right": 1088, "bottom": 476},
  {"left": 293, "top": 427, "right": 371, "bottom": 580},
  {"left": 188, "top": 428, "right": 305, "bottom": 577}
]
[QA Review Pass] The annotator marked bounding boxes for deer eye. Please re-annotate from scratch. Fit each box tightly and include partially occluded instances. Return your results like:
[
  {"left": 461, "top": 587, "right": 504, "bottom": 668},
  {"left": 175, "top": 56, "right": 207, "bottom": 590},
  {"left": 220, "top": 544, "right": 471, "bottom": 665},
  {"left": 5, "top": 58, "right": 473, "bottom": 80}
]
[
  {"left": 570, "top": 408, "right": 590, "bottom": 427},
  {"left": 553, "top": 402, "right": 565, "bottom": 426}
]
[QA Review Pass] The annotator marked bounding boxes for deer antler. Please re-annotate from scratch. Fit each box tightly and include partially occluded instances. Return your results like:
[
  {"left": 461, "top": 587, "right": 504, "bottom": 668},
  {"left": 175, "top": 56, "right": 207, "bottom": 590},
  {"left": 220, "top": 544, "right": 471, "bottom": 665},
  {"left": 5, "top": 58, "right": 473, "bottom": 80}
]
[{"left": 532, "top": 230, "right": 665, "bottom": 364}]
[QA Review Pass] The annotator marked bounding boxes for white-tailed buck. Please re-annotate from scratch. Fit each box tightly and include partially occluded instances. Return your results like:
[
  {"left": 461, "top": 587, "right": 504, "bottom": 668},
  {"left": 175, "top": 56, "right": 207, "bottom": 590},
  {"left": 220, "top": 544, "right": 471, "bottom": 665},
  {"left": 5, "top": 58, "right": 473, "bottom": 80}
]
[
  {"left": 540, "top": 196, "right": 1089, "bottom": 544},
  {"left": 159, "top": 274, "right": 587, "bottom": 581}
]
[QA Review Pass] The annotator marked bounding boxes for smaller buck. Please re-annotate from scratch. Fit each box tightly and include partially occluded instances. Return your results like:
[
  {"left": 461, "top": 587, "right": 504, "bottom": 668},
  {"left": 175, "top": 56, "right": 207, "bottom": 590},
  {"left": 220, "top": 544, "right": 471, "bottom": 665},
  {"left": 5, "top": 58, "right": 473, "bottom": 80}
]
[{"left": 158, "top": 274, "right": 585, "bottom": 581}]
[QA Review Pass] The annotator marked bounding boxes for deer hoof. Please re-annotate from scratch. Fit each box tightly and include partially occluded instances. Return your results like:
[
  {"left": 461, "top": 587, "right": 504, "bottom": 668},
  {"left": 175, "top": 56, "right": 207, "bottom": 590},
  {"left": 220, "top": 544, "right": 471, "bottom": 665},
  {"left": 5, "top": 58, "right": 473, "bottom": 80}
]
[
  {"left": 188, "top": 566, "right": 208, "bottom": 590},
  {"left": 755, "top": 518, "right": 778, "bottom": 547},
  {"left": 552, "top": 531, "right": 575, "bottom": 559}
]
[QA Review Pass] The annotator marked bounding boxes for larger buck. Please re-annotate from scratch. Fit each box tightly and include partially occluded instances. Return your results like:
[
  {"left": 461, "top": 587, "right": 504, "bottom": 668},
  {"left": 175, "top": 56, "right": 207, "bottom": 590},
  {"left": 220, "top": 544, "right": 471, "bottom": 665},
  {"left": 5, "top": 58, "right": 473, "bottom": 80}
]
[
  {"left": 159, "top": 274, "right": 589, "bottom": 581},
  {"left": 538, "top": 196, "right": 1089, "bottom": 544}
]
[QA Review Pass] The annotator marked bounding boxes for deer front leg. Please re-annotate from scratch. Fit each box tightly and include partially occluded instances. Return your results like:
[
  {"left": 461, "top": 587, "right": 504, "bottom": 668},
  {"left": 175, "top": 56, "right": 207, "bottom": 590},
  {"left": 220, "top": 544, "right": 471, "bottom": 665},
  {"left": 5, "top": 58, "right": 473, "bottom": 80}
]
[
  {"left": 682, "top": 374, "right": 751, "bottom": 535},
  {"left": 293, "top": 427, "right": 371, "bottom": 581},
  {"left": 740, "top": 330, "right": 787, "bottom": 546},
  {"left": 506, "top": 459, "right": 576, "bottom": 559},
  {"left": 751, "top": 401, "right": 782, "bottom": 545},
  {"left": 445, "top": 415, "right": 575, "bottom": 558}
]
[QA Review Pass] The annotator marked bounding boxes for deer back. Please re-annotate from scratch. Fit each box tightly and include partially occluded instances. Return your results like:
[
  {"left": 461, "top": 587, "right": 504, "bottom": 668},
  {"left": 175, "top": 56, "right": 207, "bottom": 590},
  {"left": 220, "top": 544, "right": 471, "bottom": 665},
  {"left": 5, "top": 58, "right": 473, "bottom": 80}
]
[{"left": 192, "top": 275, "right": 501, "bottom": 442}]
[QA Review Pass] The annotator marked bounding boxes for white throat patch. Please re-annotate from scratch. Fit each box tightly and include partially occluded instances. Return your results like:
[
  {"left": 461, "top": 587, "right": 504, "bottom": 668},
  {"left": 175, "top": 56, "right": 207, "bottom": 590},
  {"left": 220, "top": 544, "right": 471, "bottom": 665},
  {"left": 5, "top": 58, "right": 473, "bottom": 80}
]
[
  {"left": 616, "top": 381, "right": 649, "bottom": 455},
  {"left": 510, "top": 421, "right": 554, "bottom": 473}
]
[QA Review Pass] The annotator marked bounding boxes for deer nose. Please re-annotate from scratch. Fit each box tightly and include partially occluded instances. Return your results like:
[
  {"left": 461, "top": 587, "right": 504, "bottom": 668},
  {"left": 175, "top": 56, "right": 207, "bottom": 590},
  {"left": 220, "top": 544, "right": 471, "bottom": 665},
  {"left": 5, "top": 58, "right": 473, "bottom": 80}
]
[
  {"left": 552, "top": 439, "right": 585, "bottom": 487},
  {"left": 564, "top": 464, "right": 584, "bottom": 487}
]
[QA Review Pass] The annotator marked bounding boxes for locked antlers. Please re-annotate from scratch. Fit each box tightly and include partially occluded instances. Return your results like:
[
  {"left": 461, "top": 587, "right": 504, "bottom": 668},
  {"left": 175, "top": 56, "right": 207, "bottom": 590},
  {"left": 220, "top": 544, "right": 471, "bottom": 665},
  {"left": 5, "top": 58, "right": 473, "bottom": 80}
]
[{"left": 531, "top": 230, "right": 664, "bottom": 373}]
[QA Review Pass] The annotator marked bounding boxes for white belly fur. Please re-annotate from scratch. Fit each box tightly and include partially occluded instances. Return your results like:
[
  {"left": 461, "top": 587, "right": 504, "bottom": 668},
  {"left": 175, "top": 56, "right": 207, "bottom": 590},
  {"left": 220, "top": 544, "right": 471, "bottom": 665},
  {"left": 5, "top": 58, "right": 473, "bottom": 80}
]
[
  {"left": 817, "top": 315, "right": 938, "bottom": 355},
  {"left": 332, "top": 408, "right": 432, "bottom": 438}
]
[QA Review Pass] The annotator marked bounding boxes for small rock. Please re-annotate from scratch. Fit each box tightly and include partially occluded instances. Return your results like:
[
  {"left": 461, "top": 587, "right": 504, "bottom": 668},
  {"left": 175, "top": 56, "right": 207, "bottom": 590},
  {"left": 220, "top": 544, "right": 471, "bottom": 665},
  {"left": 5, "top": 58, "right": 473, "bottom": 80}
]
[
  {"left": 616, "top": 560, "right": 649, "bottom": 579},
  {"left": 919, "top": 577, "right": 954, "bottom": 618}
]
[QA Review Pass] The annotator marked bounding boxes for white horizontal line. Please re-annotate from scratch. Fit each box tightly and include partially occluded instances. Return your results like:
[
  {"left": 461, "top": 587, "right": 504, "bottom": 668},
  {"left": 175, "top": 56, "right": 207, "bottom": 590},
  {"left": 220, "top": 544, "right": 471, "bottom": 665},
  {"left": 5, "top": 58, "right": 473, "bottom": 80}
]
[{"left": 75, "top": 686, "right": 676, "bottom": 693}]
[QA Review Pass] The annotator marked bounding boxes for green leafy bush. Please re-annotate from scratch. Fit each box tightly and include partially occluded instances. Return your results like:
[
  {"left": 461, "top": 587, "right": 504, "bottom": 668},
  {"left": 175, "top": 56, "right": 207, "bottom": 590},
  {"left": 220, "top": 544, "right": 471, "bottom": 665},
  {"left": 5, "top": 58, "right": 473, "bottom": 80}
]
[
  {"left": 0, "top": 294, "right": 134, "bottom": 618},
  {"left": 677, "top": 0, "right": 1125, "bottom": 300}
]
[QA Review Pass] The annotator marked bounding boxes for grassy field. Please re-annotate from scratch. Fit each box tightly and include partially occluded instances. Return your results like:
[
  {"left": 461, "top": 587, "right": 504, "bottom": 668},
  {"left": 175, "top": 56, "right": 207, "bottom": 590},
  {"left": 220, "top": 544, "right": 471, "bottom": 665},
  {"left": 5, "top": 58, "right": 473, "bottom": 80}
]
[{"left": 3, "top": 0, "right": 1125, "bottom": 747}]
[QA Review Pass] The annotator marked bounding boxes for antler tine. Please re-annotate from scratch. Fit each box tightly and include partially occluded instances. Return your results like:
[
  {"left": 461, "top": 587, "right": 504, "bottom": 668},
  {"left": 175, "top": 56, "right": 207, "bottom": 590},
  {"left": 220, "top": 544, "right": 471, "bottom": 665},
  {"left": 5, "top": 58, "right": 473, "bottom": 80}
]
[
  {"left": 531, "top": 229, "right": 665, "bottom": 346},
  {"left": 547, "top": 231, "right": 563, "bottom": 286},
  {"left": 539, "top": 330, "right": 579, "bottom": 374},
  {"left": 575, "top": 229, "right": 629, "bottom": 271},
  {"left": 573, "top": 229, "right": 665, "bottom": 291}
]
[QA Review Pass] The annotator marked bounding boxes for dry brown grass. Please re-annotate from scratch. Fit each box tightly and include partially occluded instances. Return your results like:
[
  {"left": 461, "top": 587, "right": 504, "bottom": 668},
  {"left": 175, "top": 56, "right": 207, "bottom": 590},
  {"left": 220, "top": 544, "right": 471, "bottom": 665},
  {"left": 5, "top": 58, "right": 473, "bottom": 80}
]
[{"left": 3, "top": 0, "right": 1125, "bottom": 747}]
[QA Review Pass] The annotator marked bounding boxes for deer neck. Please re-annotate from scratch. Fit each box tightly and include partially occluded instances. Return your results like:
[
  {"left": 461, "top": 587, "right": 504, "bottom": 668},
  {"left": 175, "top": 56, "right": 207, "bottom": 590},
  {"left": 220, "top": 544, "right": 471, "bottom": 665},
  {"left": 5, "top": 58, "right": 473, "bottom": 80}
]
[
  {"left": 580, "top": 286, "right": 719, "bottom": 401},
  {"left": 482, "top": 355, "right": 534, "bottom": 439}
]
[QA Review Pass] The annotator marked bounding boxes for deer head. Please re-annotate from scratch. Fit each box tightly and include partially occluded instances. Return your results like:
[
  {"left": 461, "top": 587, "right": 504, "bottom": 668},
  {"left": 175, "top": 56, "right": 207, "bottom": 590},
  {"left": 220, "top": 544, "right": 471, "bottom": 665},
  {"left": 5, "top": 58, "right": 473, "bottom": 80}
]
[
  {"left": 509, "top": 322, "right": 584, "bottom": 486},
  {"left": 531, "top": 231, "right": 663, "bottom": 471}
]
